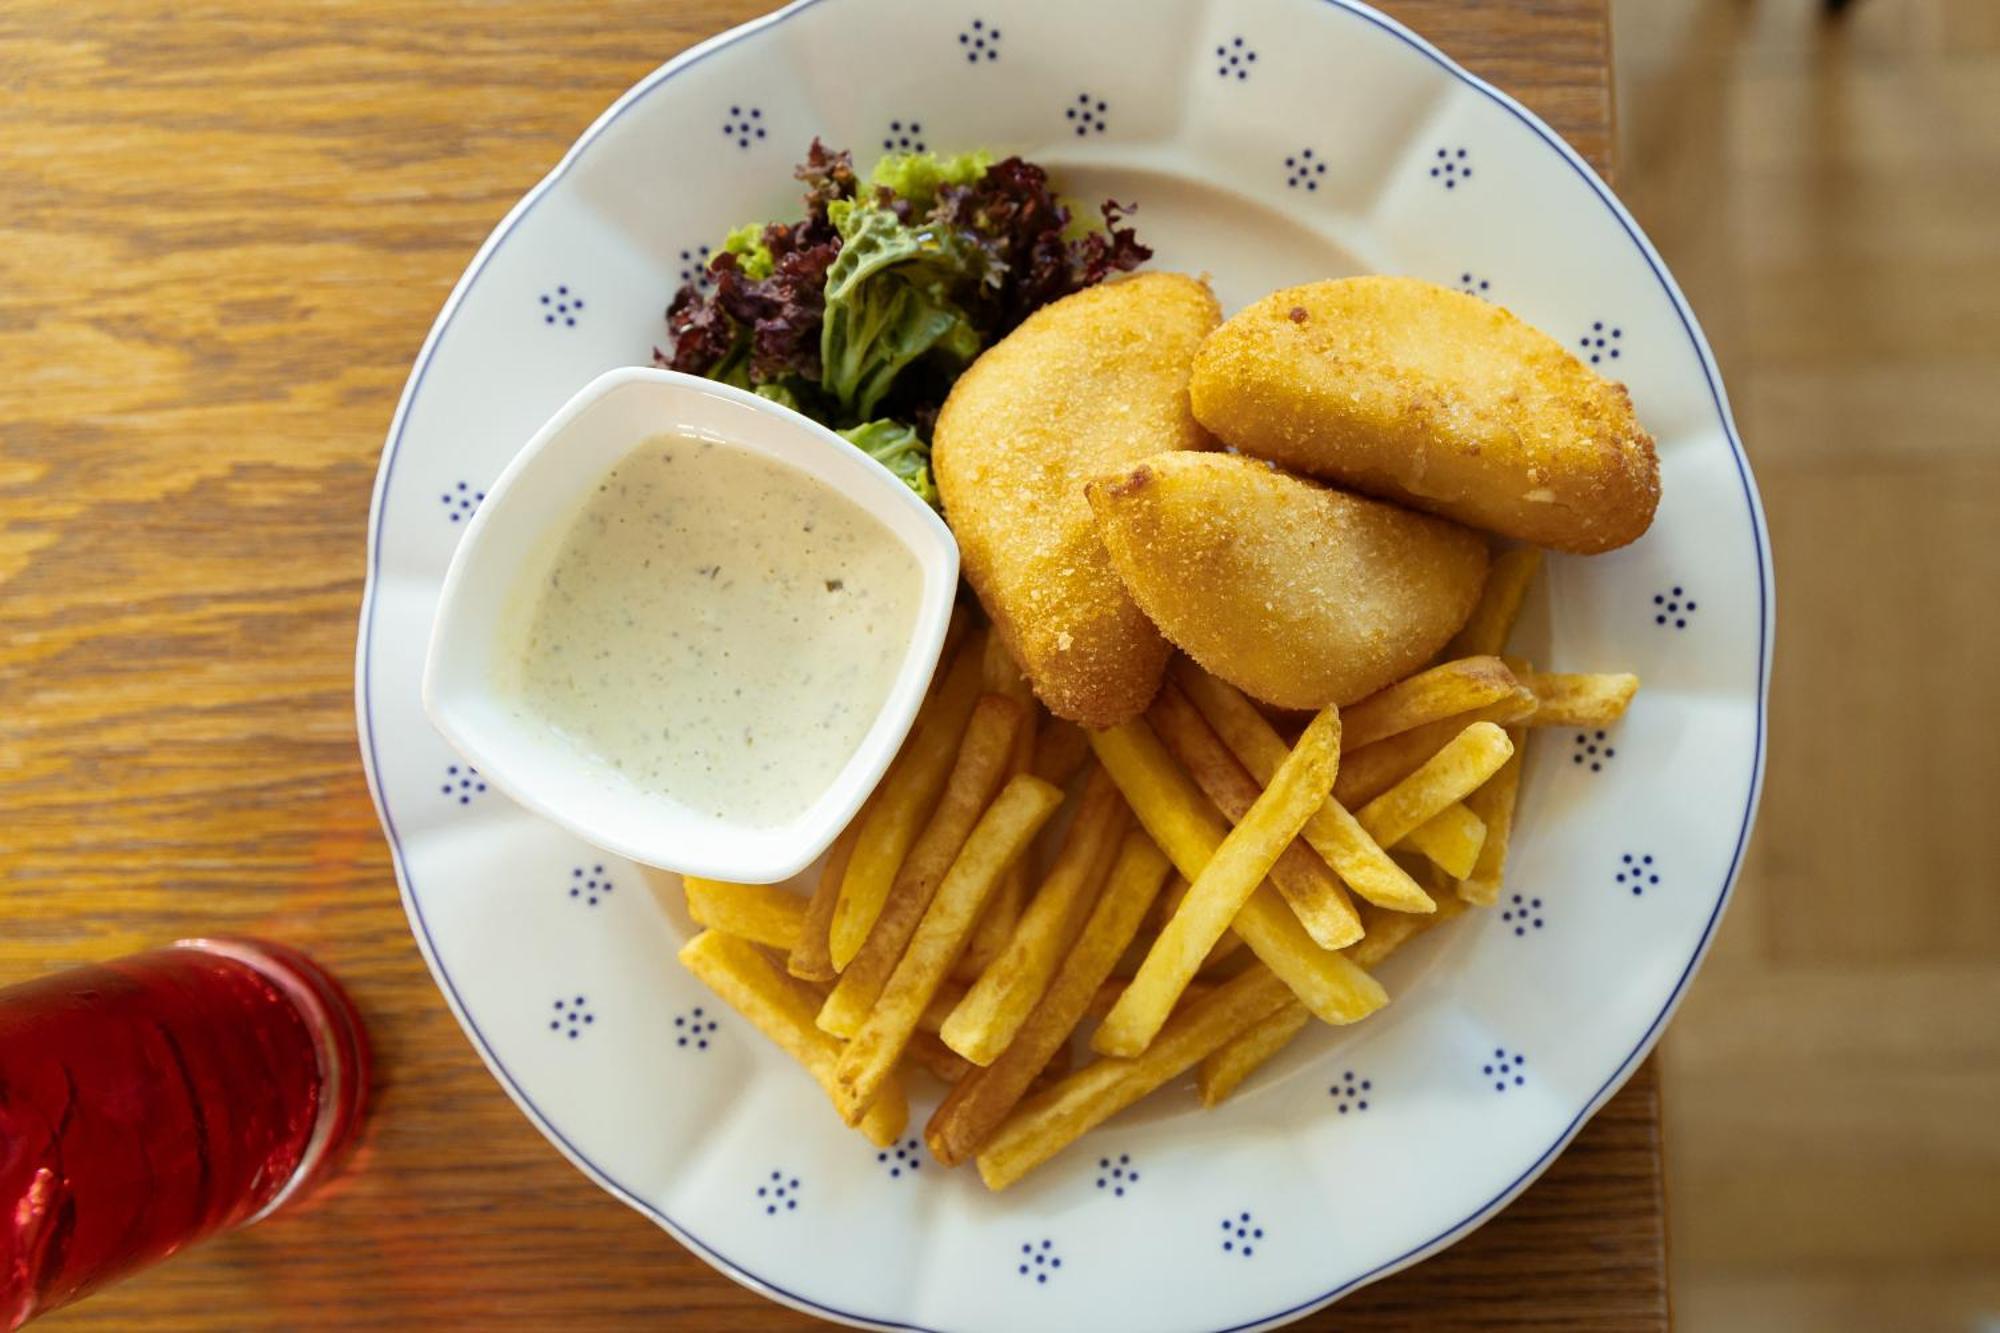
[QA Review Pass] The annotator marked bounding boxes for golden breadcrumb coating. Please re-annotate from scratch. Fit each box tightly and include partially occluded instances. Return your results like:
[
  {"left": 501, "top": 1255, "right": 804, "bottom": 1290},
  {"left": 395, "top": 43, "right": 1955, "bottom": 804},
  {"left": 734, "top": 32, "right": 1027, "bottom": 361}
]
[
  {"left": 1189, "top": 276, "right": 1659, "bottom": 554},
  {"left": 933, "top": 272, "right": 1221, "bottom": 727},
  {"left": 1087, "top": 452, "right": 1489, "bottom": 709}
]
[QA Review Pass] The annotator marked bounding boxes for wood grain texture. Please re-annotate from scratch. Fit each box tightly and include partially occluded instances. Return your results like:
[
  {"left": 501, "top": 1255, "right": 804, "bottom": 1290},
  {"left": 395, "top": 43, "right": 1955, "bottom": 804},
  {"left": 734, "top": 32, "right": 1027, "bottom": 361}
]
[
  {"left": 1612, "top": 1, "right": 2000, "bottom": 1326},
  {"left": 0, "top": 1, "right": 1660, "bottom": 1328}
]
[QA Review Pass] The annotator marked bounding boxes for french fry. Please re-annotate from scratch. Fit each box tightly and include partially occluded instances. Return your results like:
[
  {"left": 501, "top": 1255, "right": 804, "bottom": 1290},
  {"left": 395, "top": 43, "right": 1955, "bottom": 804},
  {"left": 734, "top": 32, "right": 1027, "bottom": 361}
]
[
  {"left": 983, "top": 625, "right": 1031, "bottom": 698},
  {"left": 677, "top": 930, "right": 907, "bottom": 1148},
  {"left": 958, "top": 635, "right": 1044, "bottom": 981},
  {"left": 1147, "top": 876, "right": 1244, "bottom": 969},
  {"left": 1444, "top": 546, "right": 1542, "bottom": 659},
  {"left": 1302, "top": 796, "right": 1436, "bottom": 913},
  {"left": 1120, "top": 920, "right": 1168, "bottom": 980},
  {"left": 1346, "top": 893, "right": 1468, "bottom": 969},
  {"left": 1232, "top": 887, "right": 1386, "bottom": 1023},
  {"left": 1035, "top": 1039, "right": 1074, "bottom": 1086},
  {"left": 976, "top": 964, "right": 1295, "bottom": 1190},
  {"left": 906, "top": 1030, "right": 974, "bottom": 1083},
  {"left": 1089, "top": 719, "right": 1387, "bottom": 1028},
  {"left": 1521, "top": 672, "right": 1640, "bottom": 727},
  {"left": 1195, "top": 999, "right": 1310, "bottom": 1107},
  {"left": 1460, "top": 725, "right": 1525, "bottom": 905},
  {"left": 958, "top": 873, "right": 1024, "bottom": 983},
  {"left": 830, "top": 640, "right": 986, "bottom": 968},
  {"left": 1031, "top": 718, "right": 1092, "bottom": 786},
  {"left": 820, "top": 694, "right": 1025, "bottom": 1037},
  {"left": 683, "top": 878, "right": 805, "bottom": 954},
  {"left": 918, "top": 980, "right": 968, "bottom": 1035},
  {"left": 1462, "top": 654, "right": 1534, "bottom": 904},
  {"left": 1113, "top": 925, "right": 1239, "bottom": 981},
  {"left": 1166, "top": 658, "right": 1299, "bottom": 788},
  {"left": 926, "top": 830, "right": 1171, "bottom": 1166},
  {"left": 1330, "top": 682, "right": 1534, "bottom": 805},
  {"left": 833, "top": 775, "right": 1064, "bottom": 1123},
  {"left": 1406, "top": 802, "right": 1488, "bottom": 879},
  {"left": 1085, "top": 975, "right": 1216, "bottom": 1021},
  {"left": 787, "top": 965, "right": 833, "bottom": 1000},
  {"left": 1199, "top": 944, "right": 1252, "bottom": 979},
  {"left": 943, "top": 766, "right": 1129, "bottom": 1064},
  {"left": 1173, "top": 662, "right": 1434, "bottom": 914},
  {"left": 1339, "top": 656, "right": 1525, "bottom": 751},
  {"left": 1147, "top": 683, "right": 1364, "bottom": 950},
  {"left": 1355, "top": 722, "right": 1514, "bottom": 849},
  {"left": 936, "top": 602, "right": 972, "bottom": 675},
  {"left": 1088, "top": 719, "right": 1230, "bottom": 873},
  {"left": 1095, "top": 706, "right": 1342, "bottom": 1057},
  {"left": 790, "top": 804, "right": 864, "bottom": 981}
]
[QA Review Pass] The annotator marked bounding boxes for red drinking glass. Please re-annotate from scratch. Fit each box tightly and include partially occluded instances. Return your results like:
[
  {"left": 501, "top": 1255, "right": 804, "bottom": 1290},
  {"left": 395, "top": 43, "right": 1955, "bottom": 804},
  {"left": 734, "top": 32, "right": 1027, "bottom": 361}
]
[{"left": 0, "top": 939, "right": 370, "bottom": 1328}]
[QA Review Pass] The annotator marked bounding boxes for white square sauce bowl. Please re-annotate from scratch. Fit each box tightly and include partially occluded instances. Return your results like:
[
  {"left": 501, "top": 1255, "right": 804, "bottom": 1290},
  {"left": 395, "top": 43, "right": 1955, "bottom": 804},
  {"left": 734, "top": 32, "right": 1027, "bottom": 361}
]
[{"left": 423, "top": 366, "right": 959, "bottom": 883}]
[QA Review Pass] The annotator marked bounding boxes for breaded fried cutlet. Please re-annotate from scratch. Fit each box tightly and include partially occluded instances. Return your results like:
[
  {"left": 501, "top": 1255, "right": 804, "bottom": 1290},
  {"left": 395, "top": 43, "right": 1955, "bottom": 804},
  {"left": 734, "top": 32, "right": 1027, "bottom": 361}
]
[
  {"left": 1087, "top": 452, "right": 1489, "bottom": 709},
  {"left": 1189, "top": 276, "right": 1659, "bottom": 554},
  {"left": 932, "top": 272, "right": 1222, "bottom": 727}
]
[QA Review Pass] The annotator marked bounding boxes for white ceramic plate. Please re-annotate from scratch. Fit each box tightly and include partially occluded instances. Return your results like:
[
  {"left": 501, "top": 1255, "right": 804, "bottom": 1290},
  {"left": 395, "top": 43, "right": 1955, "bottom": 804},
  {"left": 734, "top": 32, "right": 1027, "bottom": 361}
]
[{"left": 355, "top": 2, "right": 1772, "bottom": 1328}]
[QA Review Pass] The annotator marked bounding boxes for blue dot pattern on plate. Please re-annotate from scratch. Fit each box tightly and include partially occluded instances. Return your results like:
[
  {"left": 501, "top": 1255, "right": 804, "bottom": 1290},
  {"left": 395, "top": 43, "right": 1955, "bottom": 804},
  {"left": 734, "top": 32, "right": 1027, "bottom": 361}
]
[
  {"left": 878, "top": 1138, "right": 922, "bottom": 1179},
  {"left": 1065, "top": 93, "right": 1108, "bottom": 136},
  {"left": 1617, "top": 852, "right": 1661, "bottom": 897},
  {"left": 1016, "top": 1239, "right": 1062, "bottom": 1283},
  {"left": 674, "top": 1006, "right": 719, "bottom": 1051},
  {"left": 722, "top": 105, "right": 766, "bottom": 149},
  {"left": 1458, "top": 271, "right": 1492, "bottom": 297},
  {"left": 439, "top": 480, "right": 484, "bottom": 524},
  {"left": 567, "top": 864, "right": 613, "bottom": 907},
  {"left": 1220, "top": 1211, "right": 1264, "bottom": 1257},
  {"left": 1215, "top": 36, "right": 1257, "bottom": 80},
  {"left": 1284, "top": 148, "right": 1327, "bottom": 191},
  {"left": 1484, "top": 1047, "right": 1527, "bottom": 1092},
  {"left": 881, "top": 118, "right": 926, "bottom": 153},
  {"left": 957, "top": 18, "right": 1000, "bottom": 63},
  {"left": 440, "top": 764, "right": 486, "bottom": 805},
  {"left": 1654, "top": 585, "right": 1697, "bottom": 629},
  {"left": 1500, "top": 893, "right": 1545, "bottom": 936},
  {"left": 1571, "top": 730, "right": 1616, "bottom": 772},
  {"left": 539, "top": 284, "right": 583, "bottom": 328},
  {"left": 1580, "top": 320, "right": 1622, "bottom": 364},
  {"left": 1429, "top": 146, "right": 1472, "bottom": 188},
  {"left": 1329, "top": 1069, "right": 1371, "bottom": 1113},
  {"left": 549, "top": 996, "right": 594, "bottom": 1039},
  {"left": 756, "top": 1171, "right": 800, "bottom": 1215},
  {"left": 1095, "top": 1153, "right": 1138, "bottom": 1197},
  {"left": 677, "top": 244, "right": 712, "bottom": 291}
]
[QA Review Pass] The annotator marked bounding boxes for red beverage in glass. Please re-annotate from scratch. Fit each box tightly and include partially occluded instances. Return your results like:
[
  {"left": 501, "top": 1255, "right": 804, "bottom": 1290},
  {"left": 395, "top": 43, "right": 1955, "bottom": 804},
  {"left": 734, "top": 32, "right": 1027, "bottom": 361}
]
[{"left": 0, "top": 939, "right": 369, "bottom": 1328}]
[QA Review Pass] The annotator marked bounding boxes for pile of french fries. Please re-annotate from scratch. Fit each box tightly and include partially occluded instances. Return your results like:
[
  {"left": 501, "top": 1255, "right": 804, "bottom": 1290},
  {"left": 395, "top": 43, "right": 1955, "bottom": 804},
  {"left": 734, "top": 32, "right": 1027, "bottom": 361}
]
[{"left": 676, "top": 549, "right": 1641, "bottom": 1189}]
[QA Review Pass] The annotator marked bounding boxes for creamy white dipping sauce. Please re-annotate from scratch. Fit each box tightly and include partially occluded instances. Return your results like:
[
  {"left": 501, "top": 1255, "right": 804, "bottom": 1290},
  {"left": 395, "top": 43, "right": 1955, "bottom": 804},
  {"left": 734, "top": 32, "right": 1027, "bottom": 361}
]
[{"left": 510, "top": 434, "right": 922, "bottom": 826}]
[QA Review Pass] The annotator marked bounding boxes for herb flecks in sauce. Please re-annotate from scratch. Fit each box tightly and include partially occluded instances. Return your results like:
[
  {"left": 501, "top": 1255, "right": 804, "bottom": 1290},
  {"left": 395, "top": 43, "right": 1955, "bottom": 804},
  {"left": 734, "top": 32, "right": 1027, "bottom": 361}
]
[{"left": 514, "top": 434, "right": 921, "bottom": 826}]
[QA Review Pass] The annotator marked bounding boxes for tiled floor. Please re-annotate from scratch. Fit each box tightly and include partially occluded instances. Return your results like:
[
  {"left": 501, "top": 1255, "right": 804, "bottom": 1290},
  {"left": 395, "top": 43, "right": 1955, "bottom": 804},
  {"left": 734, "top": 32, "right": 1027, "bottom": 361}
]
[{"left": 1610, "top": 0, "right": 2000, "bottom": 1326}]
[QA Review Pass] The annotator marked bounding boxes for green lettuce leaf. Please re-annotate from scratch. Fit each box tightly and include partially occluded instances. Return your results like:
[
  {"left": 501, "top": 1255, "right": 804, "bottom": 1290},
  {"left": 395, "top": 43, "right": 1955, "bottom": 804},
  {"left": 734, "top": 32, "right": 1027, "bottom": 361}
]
[
  {"left": 820, "top": 201, "right": 982, "bottom": 420},
  {"left": 721, "top": 222, "right": 776, "bottom": 280},
  {"left": 838, "top": 419, "right": 936, "bottom": 506},
  {"left": 752, "top": 381, "right": 802, "bottom": 412},
  {"left": 709, "top": 330, "right": 753, "bottom": 390},
  {"left": 869, "top": 149, "right": 993, "bottom": 215}
]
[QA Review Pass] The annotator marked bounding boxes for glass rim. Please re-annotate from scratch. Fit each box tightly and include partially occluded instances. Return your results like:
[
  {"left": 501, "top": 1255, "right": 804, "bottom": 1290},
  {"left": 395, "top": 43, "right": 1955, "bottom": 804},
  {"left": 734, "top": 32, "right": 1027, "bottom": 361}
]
[{"left": 171, "top": 938, "right": 354, "bottom": 1223}]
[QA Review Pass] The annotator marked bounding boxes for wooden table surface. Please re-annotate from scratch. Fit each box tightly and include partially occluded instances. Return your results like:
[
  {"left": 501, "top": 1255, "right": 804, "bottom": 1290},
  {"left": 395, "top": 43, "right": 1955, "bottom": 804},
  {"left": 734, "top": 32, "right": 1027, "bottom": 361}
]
[{"left": 0, "top": 1, "right": 1663, "bottom": 1327}]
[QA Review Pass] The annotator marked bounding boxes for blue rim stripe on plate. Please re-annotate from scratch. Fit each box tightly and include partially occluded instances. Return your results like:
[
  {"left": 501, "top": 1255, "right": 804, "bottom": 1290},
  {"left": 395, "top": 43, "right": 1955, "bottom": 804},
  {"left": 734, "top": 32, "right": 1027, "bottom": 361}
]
[{"left": 353, "top": 1, "right": 1772, "bottom": 1327}]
